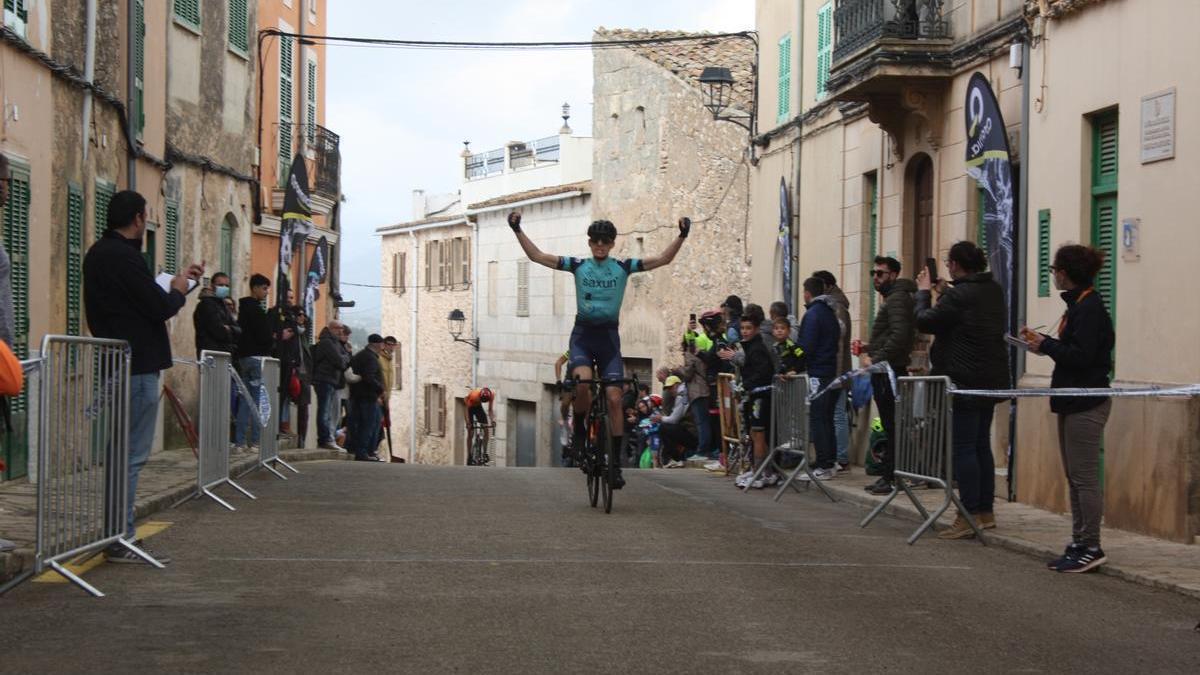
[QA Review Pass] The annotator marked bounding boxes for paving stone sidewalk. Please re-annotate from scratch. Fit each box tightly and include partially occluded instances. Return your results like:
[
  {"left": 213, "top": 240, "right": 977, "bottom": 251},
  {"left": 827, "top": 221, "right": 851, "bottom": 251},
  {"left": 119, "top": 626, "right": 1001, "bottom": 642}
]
[
  {"left": 687, "top": 463, "right": 1200, "bottom": 600},
  {"left": 0, "top": 445, "right": 349, "bottom": 584}
]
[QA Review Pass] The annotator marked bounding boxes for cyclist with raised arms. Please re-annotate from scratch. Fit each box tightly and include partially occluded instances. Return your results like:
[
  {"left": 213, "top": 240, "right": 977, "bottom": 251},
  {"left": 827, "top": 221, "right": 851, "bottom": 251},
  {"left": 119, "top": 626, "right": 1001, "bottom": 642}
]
[{"left": 508, "top": 211, "right": 689, "bottom": 488}]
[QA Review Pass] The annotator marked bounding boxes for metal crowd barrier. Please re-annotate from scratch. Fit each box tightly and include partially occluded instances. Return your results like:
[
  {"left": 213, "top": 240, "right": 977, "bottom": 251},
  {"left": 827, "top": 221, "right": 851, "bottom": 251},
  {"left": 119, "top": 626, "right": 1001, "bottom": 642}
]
[
  {"left": 765, "top": 375, "right": 836, "bottom": 503},
  {"left": 859, "top": 376, "right": 985, "bottom": 545},
  {"left": 32, "top": 336, "right": 164, "bottom": 596},
  {"left": 251, "top": 356, "right": 297, "bottom": 480},
  {"left": 194, "top": 350, "right": 255, "bottom": 510}
]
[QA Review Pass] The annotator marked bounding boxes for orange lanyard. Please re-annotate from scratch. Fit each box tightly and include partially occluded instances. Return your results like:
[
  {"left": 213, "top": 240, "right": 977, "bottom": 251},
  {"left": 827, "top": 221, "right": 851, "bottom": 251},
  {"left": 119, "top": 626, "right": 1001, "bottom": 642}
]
[{"left": 1057, "top": 287, "right": 1093, "bottom": 337}]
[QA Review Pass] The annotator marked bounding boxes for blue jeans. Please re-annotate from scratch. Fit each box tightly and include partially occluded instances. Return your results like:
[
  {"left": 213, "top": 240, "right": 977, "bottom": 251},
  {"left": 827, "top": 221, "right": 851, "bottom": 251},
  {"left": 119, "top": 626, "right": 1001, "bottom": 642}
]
[
  {"left": 315, "top": 382, "right": 338, "bottom": 444},
  {"left": 125, "top": 372, "right": 161, "bottom": 538},
  {"left": 952, "top": 404, "right": 996, "bottom": 514},
  {"left": 234, "top": 357, "right": 262, "bottom": 446},
  {"left": 808, "top": 376, "right": 837, "bottom": 469},
  {"left": 833, "top": 387, "right": 849, "bottom": 465},
  {"left": 348, "top": 397, "right": 382, "bottom": 459},
  {"left": 687, "top": 397, "right": 713, "bottom": 458}
]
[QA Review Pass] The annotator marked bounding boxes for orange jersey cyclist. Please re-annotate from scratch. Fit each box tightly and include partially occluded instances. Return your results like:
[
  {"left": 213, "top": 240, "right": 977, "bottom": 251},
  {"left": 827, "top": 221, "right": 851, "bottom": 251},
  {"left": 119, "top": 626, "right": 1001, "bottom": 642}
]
[
  {"left": 508, "top": 211, "right": 689, "bottom": 488},
  {"left": 464, "top": 387, "right": 494, "bottom": 462}
]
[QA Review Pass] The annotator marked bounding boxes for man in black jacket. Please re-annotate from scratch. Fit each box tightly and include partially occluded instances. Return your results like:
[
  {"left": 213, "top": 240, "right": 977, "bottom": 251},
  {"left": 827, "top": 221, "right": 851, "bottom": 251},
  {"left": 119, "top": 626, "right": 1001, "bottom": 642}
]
[
  {"left": 312, "top": 320, "right": 347, "bottom": 449},
  {"left": 347, "top": 334, "right": 386, "bottom": 461},
  {"left": 234, "top": 274, "right": 286, "bottom": 448},
  {"left": 193, "top": 272, "right": 239, "bottom": 357},
  {"left": 84, "top": 190, "right": 203, "bottom": 563},
  {"left": 859, "top": 256, "right": 917, "bottom": 494},
  {"left": 916, "top": 241, "right": 1008, "bottom": 539}
]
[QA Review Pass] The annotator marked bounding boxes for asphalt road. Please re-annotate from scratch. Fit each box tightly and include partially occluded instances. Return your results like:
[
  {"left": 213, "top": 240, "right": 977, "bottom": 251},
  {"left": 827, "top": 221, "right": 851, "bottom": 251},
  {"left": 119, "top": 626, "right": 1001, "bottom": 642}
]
[{"left": 3, "top": 462, "right": 1199, "bottom": 673}]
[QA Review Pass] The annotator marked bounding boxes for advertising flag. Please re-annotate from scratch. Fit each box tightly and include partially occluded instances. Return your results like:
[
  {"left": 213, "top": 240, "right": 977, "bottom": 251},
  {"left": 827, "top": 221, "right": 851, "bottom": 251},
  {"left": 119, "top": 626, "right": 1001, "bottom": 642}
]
[
  {"left": 277, "top": 154, "right": 313, "bottom": 307},
  {"left": 964, "top": 72, "right": 1015, "bottom": 312}
]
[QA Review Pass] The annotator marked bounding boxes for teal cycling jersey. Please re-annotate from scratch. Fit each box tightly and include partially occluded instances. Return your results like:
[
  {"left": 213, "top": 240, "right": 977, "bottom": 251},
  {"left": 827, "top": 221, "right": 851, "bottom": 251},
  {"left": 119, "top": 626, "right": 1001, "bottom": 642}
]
[{"left": 558, "top": 255, "right": 643, "bottom": 325}]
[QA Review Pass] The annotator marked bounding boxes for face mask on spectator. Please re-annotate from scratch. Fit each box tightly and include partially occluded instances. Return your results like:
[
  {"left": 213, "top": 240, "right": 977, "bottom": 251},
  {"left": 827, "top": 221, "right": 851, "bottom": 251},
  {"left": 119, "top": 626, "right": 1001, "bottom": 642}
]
[{"left": 214, "top": 285, "right": 230, "bottom": 299}]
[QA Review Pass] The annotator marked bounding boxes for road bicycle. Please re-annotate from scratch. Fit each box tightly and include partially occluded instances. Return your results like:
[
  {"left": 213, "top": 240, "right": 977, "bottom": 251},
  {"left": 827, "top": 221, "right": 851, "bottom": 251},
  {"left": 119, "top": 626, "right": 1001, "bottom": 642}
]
[
  {"left": 567, "top": 375, "right": 639, "bottom": 514},
  {"left": 467, "top": 422, "right": 493, "bottom": 466}
]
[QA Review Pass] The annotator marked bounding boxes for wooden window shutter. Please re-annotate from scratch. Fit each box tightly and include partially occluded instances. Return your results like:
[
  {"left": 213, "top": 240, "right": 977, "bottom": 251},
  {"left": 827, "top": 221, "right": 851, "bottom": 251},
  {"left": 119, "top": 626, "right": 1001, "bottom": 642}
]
[
  {"left": 424, "top": 241, "right": 433, "bottom": 289},
  {"left": 66, "top": 183, "right": 84, "bottom": 337},
  {"left": 134, "top": 0, "right": 145, "bottom": 136},
  {"left": 94, "top": 179, "right": 114, "bottom": 242},
  {"left": 776, "top": 34, "right": 791, "bottom": 123},
  {"left": 516, "top": 260, "right": 530, "bottom": 317},
  {"left": 164, "top": 198, "right": 180, "bottom": 274},
  {"left": 459, "top": 236, "right": 470, "bottom": 286},
  {"left": 865, "top": 173, "right": 878, "bottom": 331},
  {"left": 976, "top": 187, "right": 988, "bottom": 256},
  {"left": 173, "top": 0, "right": 200, "bottom": 31},
  {"left": 816, "top": 3, "right": 833, "bottom": 99},
  {"left": 1037, "top": 209, "right": 1051, "bottom": 298},
  {"left": 437, "top": 386, "right": 446, "bottom": 435},
  {"left": 306, "top": 60, "right": 317, "bottom": 143},
  {"left": 228, "top": 0, "right": 249, "bottom": 54},
  {"left": 3, "top": 158, "right": 31, "bottom": 361},
  {"left": 278, "top": 34, "right": 295, "bottom": 186},
  {"left": 1090, "top": 111, "right": 1119, "bottom": 323}
]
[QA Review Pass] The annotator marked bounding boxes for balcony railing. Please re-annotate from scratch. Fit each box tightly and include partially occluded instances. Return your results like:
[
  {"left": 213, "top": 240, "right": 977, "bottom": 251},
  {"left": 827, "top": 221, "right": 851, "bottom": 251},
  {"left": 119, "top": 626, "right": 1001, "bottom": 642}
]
[
  {"left": 312, "top": 125, "right": 340, "bottom": 200},
  {"left": 833, "top": 0, "right": 949, "bottom": 64},
  {"left": 464, "top": 135, "right": 560, "bottom": 179}
]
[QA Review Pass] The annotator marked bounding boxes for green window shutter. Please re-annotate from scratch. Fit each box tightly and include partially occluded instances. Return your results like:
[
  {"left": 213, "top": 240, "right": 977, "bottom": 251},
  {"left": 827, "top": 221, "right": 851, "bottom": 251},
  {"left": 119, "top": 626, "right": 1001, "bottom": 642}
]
[
  {"left": 1091, "top": 113, "right": 1119, "bottom": 194},
  {"left": 1037, "top": 209, "right": 1051, "bottom": 297},
  {"left": 279, "top": 34, "right": 294, "bottom": 186},
  {"left": 94, "top": 179, "right": 115, "bottom": 241},
  {"left": 2, "top": 158, "right": 30, "bottom": 361},
  {"left": 135, "top": 0, "right": 145, "bottom": 136},
  {"left": 816, "top": 3, "right": 833, "bottom": 99},
  {"left": 228, "top": 0, "right": 248, "bottom": 53},
  {"left": 776, "top": 34, "right": 791, "bottom": 123},
  {"left": 306, "top": 60, "right": 317, "bottom": 143},
  {"left": 174, "top": 0, "right": 201, "bottom": 31},
  {"left": 219, "top": 217, "right": 233, "bottom": 278},
  {"left": 1089, "top": 110, "right": 1118, "bottom": 324},
  {"left": 66, "top": 183, "right": 84, "bottom": 337},
  {"left": 1091, "top": 196, "right": 1117, "bottom": 311},
  {"left": 143, "top": 227, "right": 157, "bottom": 273},
  {"left": 164, "top": 198, "right": 179, "bottom": 274}
]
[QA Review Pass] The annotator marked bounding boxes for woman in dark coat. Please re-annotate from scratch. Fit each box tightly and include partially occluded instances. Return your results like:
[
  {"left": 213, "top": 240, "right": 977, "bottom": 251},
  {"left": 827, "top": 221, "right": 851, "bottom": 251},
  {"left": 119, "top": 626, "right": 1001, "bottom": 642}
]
[{"left": 1023, "top": 245, "right": 1113, "bottom": 573}]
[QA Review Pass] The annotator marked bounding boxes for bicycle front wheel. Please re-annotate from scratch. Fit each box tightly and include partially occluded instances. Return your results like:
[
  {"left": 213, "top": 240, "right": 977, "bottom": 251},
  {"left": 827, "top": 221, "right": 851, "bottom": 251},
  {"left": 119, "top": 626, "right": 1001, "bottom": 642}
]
[
  {"left": 601, "top": 440, "right": 615, "bottom": 514},
  {"left": 587, "top": 458, "right": 600, "bottom": 508}
]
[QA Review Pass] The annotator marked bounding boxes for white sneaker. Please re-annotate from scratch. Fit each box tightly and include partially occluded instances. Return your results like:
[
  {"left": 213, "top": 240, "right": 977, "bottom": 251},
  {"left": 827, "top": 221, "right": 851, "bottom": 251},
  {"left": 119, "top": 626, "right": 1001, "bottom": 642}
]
[
  {"left": 763, "top": 473, "right": 781, "bottom": 487},
  {"left": 704, "top": 460, "right": 724, "bottom": 472},
  {"left": 835, "top": 462, "right": 850, "bottom": 474},
  {"left": 799, "top": 467, "right": 836, "bottom": 481},
  {"left": 666, "top": 460, "right": 683, "bottom": 469},
  {"left": 749, "top": 477, "right": 765, "bottom": 489},
  {"left": 686, "top": 454, "right": 708, "bottom": 462},
  {"left": 735, "top": 470, "right": 754, "bottom": 482}
]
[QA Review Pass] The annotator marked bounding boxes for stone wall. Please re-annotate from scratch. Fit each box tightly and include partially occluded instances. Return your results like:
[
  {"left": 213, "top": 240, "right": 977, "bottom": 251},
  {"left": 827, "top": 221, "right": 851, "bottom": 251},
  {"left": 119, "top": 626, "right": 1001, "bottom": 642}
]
[{"left": 592, "top": 45, "right": 753, "bottom": 382}]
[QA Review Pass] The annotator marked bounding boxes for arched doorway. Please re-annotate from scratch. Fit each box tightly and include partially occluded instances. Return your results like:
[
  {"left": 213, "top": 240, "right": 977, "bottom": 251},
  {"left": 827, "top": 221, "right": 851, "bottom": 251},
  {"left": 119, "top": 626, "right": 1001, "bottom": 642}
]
[{"left": 905, "top": 153, "right": 935, "bottom": 276}]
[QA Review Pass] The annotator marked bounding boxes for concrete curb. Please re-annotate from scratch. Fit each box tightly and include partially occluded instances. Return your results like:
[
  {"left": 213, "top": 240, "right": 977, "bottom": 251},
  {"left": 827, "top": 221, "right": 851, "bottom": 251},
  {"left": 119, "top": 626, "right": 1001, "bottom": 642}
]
[
  {"left": 0, "top": 448, "right": 348, "bottom": 588},
  {"left": 808, "top": 477, "right": 1200, "bottom": 602}
]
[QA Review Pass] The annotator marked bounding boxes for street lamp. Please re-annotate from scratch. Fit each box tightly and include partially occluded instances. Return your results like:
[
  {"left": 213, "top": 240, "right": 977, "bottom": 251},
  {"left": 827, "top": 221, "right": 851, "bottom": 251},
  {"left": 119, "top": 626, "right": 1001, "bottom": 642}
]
[
  {"left": 447, "top": 308, "right": 479, "bottom": 350},
  {"left": 699, "top": 66, "right": 753, "bottom": 134}
]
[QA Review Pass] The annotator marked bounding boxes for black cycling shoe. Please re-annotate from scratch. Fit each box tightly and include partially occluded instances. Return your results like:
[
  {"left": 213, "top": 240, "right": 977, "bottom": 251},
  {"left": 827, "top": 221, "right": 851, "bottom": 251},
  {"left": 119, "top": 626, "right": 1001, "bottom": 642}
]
[{"left": 611, "top": 468, "right": 625, "bottom": 490}]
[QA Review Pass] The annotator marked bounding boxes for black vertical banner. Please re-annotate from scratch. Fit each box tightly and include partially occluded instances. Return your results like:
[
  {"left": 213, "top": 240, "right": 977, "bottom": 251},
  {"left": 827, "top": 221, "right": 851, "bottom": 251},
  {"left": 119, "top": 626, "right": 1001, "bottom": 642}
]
[
  {"left": 964, "top": 72, "right": 1015, "bottom": 314},
  {"left": 965, "top": 72, "right": 1019, "bottom": 501},
  {"left": 278, "top": 154, "right": 313, "bottom": 308}
]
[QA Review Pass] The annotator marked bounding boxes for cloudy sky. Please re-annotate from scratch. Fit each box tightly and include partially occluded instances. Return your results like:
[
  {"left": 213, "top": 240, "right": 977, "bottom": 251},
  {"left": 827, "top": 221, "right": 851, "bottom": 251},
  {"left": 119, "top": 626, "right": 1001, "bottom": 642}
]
[{"left": 326, "top": 0, "right": 753, "bottom": 332}]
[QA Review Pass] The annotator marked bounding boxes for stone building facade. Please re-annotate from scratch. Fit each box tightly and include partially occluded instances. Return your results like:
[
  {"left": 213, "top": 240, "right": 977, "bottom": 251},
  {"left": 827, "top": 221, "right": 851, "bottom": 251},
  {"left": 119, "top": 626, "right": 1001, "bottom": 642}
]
[
  {"left": 592, "top": 29, "right": 754, "bottom": 382},
  {"left": 1, "top": 0, "right": 261, "bottom": 478},
  {"left": 378, "top": 208, "right": 473, "bottom": 466}
]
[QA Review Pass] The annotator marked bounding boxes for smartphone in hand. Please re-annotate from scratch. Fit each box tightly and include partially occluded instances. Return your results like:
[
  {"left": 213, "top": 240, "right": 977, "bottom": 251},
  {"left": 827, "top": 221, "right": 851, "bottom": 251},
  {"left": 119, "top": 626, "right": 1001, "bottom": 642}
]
[{"left": 925, "top": 257, "right": 939, "bottom": 284}]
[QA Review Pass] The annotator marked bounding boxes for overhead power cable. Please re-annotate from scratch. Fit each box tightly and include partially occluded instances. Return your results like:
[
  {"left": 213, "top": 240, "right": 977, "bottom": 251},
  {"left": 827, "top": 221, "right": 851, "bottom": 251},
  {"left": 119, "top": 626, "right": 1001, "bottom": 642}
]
[{"left": 257, "top": 29, "right": 757, "bottom": 51}]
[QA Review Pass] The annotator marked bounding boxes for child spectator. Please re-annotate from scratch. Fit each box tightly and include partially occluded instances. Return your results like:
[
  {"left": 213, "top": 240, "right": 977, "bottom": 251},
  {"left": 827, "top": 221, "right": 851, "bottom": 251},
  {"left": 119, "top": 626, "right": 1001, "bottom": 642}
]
[
  {"left": 771, "top": 317, "right": 805, "bottom": 374},
  {"left": 721, "top": 314, "right": 779, "bottom": 489}
]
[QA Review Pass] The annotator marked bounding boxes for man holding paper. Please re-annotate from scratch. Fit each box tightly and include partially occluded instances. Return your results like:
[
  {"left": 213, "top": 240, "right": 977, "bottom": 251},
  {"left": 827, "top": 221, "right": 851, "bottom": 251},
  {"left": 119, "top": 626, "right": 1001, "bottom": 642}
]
[{"left": 83, "top": 190, "right": 203, "bottom": 564}]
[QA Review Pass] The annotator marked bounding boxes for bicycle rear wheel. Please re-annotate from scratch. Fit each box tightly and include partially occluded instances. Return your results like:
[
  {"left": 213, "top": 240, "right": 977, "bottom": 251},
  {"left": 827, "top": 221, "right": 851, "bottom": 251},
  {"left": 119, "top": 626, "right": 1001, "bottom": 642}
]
[{"left": 587, "top": 452, "right": 600, "bottom": 508}]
